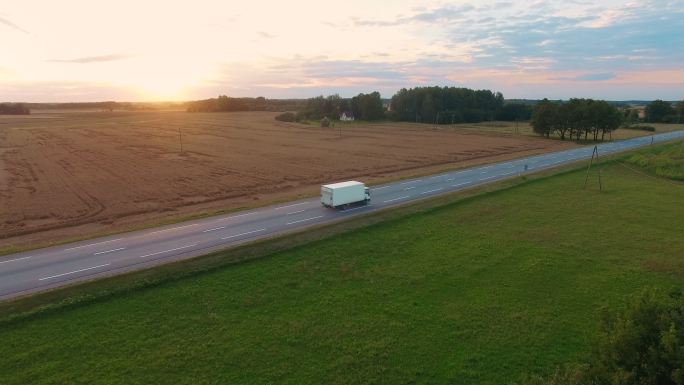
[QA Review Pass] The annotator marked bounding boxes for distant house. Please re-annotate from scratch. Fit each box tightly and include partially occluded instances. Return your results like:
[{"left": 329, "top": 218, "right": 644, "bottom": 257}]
[{"left": 340, "top": 111, "right": 355, "bottom": 121}]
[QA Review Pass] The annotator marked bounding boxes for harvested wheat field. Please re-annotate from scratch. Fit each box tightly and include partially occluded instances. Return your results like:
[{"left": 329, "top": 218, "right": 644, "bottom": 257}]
[{"left": 0, "top": 110, "right": 575, "bottom": 249}]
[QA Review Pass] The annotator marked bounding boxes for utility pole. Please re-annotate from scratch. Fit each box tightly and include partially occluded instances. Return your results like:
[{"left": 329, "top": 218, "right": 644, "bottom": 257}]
[
  {"left": 583, "top": 145, "right": 602, "bottom": 191},
  {"left": 178, "top": 127, "right": 184, "bottom": 154}
]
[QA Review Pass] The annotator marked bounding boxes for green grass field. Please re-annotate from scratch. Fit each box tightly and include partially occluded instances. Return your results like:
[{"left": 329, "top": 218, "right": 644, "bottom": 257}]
[
  {"left": 625, "top": 140, "right": 684, "bottom": 180},
  {"left": 1, "top": 144, "right": 683, "bottom": 385}
]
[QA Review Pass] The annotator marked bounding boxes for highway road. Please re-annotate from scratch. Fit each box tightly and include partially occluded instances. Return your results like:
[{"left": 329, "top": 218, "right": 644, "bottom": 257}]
[{"left": 1, "top": 130, "right": 683, "bottom": 300}]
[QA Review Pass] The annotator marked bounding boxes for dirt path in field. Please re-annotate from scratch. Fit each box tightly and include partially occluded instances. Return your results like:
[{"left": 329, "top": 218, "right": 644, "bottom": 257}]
[{"left": 0, "top": 111, "right": 576, "bottom": 250}]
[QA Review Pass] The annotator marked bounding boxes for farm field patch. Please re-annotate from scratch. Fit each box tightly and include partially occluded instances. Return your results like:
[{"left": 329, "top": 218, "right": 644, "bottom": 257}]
[{"left": 0, "top": 110, "right": 573, "bottom": 249}]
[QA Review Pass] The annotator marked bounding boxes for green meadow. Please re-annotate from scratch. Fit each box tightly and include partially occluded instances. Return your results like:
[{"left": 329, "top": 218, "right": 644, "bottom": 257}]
[{"left": 1, "top": 142, "right": 682, "bottom": 385}]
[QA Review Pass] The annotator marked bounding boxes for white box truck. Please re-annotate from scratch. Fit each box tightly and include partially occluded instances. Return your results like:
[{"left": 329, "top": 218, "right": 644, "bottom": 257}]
[{"left": 321, "top": 181, "right": 371, "bottom": 208}]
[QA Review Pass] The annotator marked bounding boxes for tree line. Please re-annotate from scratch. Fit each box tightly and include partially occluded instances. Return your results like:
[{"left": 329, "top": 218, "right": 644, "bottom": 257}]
[
  {"left": 531, "top": 99, "right": 623, "bottom": 141},
  {"left": 644, "top": 99, "right": 684, "bottom": 123},
  {"left": 187, "top": 96, "right": 305, "bottom": 113},
  {"left": 0, "top": 103, "right": 30, "bottom": 115},
  {"left": 276, "top": 87, "right": 532, "bottom": 123},
  {"left": 389, "top": 86, "right": 508, "bottom": 123},
  {"left": 285, "top": 92, "right": 385, "bottom": 121}
]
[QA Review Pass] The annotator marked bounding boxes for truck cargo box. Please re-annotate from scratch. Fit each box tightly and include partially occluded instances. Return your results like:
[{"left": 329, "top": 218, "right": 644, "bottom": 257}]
[{"left": 321, "top": 181, "right": 370, "bottom": 208}]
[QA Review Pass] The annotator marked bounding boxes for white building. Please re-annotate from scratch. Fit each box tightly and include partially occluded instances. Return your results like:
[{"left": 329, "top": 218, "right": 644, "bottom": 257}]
[{"left": 340, "top": 112, "right": 355, "bottom": 121}]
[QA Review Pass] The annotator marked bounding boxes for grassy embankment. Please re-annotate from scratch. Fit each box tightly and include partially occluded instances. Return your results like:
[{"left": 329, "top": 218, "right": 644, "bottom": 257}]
[{"left": 0, "top": 141, "right": 682, "bottom": 385}]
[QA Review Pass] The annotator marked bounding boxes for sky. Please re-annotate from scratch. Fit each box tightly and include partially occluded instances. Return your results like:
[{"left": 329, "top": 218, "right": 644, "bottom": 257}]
[{"left": 1, "top": 0, "right": 683, "bottom": 102}]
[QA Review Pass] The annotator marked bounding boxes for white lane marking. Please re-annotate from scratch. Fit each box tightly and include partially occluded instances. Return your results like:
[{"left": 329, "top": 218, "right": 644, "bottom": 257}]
[
  {"left": 372, "top": 186, "right": 391, "bottom": 191},
  {"left": 480, "top": 171, "right": 488, "bottom": 174},
  {"left": 138, "top": 243, "right": 198, "bottom": 258},
  {"left": 479, "top": 175, "right": 498, "bottom": 181},
  {"left": 287, "top": 209, "right": 306, "bottom": 215},
  {"left": 94, "top": 247, "right": 126, "bottom": 255},
  {"left": 400, "top": 179, "right": 422, "bottom": 185},
  {"left": 500, "top": 171, "right": 516, "bottom": 176},
  {"left": 65, "top": 238, "right": 123, "bottom": 251},
  {"left": 0, "top": 256, "right": 31, "bottom": 265},
  {"left": 341, "top": 205, "right": 372, "bottom": 212},
  {"left": 221, "top": 228, "right": 267, "bottom": 239},
  {"left": 215, "top": 212, "right": 258, "bottom": 221},
  {"left": 149, "top": 224, "right": 198, "bottom": 235},
  {"left": 275, "top": 202, "right": 309, "bottom": 210},
  {"left": 404, "top": 186, "right": 416, "bottom": 190},
  {"left": 420, "top": 188, "right": 443, "bottom": 195},
  {"left": 452, "top": 181, "right": 470, "bottom": 187},
  {"left": 203, "top": 226, "right": 226, "bottom": 233},
  {"left": 383, "top": 196, "right": 410, "bottom": 203},
  {"left": 39, "top": 263, "right": 111, "bottom": 281},
  {"left": 286, "top": 216, "right": 324, "bottom": 225},
  {"left": 446, "top": 178, "right": 455, "bottom": 182},
  {"left": 432, "top": 174, "right": 447, "bottom": 179}
]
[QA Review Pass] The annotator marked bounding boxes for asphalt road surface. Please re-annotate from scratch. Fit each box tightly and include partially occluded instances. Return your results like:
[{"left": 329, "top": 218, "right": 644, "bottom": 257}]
[{"left": 1, "top": 131, "right": 682, "bottom": 300}]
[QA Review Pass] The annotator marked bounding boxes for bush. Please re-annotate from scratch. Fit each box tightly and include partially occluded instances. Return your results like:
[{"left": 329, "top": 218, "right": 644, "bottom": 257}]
[
  {"left": 274, "top": 112, "right": 297, "bottom": 122},
  {"left": 522, "top": 288, "right": 684, "bottom": 385},
  {"left": 589, "top": 288, "right": 684, "bottom": 385}
]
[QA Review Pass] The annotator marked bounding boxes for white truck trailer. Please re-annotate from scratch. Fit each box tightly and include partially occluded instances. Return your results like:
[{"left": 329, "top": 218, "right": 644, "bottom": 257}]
[{"left": 321, "top": 181, "right": 371, "bottom": 208}]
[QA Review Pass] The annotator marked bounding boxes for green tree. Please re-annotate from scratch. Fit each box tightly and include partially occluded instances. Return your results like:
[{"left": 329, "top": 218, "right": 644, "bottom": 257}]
[
  {"left": 531, "top": 99, "right": 557, "bottom": 138},
  {"left": 676, "top": 101, "right": 684, "bottom": 124},
  {"left": 646, "top": 100, "right": 675, "bottom": 123},
  {"left": 590, "top": 288, "right": 684, "bottom": 385},
  {"left": 421, "top": 94, "right": 436, "bottom": 123}
]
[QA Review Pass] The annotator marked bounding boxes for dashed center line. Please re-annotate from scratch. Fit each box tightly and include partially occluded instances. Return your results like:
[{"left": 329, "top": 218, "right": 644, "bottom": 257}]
[
  {"left": 94, "top": 247, "right": 126, "bottom": 255},
  {"left": 383, "top": 196, "right": 410, "bottom": 203},
  {"left": 287, "top": 209, "right": 307, "bottom": 215},
  {"left": 400, "top": 179, "right": 422, "bottom": 185},
  {"left": 149, "top": 224, "right": 198, "bottom": 235},
  {"left": 404, "top": 186, "right": 416, "bottom": 190},
  {"left": 139, "top": 244, "right": 198, "bottom": 258},
  {"left": 203, "top": 226, "right": 226, "bottom": 233},
  {"left": 39, "top": 263, "right": 111, "bottom": 281},
  {"left": 221, "top": 228, "right": 267, "bottom": 239},
  {"left": 286, "top": 216, "right": 324, "bottom": 225},
  {"left": 372, "top": 185, "right": 391, "bottom": 191},
  {"left": 341, "top": 205, "right": 372, "bottom": 212},
  {"left": 275, "top": 202, "right": 308, "bottom": 210},
  {"left": 65, "top": 238, "right": 123, "bottom": 251},
  {"left": 0, "top": 256, "right": 31, "bottom": 264},
  {"left": 452, "top": 182, "right": 470, "bottom": 187},
  {"left": 215, "top": 212, "right": 258, "bottom": 221},
  {"left": 479, "top": 175, "right": 498, "bottom": 181},
  {"left": 420, "top": 188, "right": 443, "bottom": 195}
]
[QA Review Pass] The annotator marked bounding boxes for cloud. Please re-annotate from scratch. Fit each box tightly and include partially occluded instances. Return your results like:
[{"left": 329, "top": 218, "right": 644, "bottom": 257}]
[
  {"left": 0, "top": 16, "right": 28, "bottom": 33},
  {"left": 552, "top": 72, "right": 617, "bottom": 81},
  {"left": 48, "top": 54, "right": 131, "bottom": 64},
  {"left": 257, "top": 31, "right": 275, "bottom": 39},
  {"left": 354, "top": 4, "right": 475, "bottom": 27}
]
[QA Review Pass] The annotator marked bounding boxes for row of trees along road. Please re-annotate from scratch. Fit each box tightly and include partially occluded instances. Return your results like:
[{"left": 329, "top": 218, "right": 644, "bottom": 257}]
[{"left": 531, "top": 98, "right": 623, "bottom": 141}]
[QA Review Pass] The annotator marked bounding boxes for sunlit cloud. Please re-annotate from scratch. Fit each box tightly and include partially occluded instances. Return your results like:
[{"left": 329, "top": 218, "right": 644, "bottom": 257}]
[
  {"left": 1, "top": 0, "right": 683, "bottom": 101},
  {"left": 0, "top": 15, "right": 28, "bottom": 33},
  {"left": 47, "top": 54, "right": 132, "bottom": 64}
]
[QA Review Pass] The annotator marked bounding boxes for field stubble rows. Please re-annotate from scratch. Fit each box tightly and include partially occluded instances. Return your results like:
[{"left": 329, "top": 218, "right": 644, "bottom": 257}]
[{"left": 0, "top": 110, "right": 574, "bottom": 250}]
